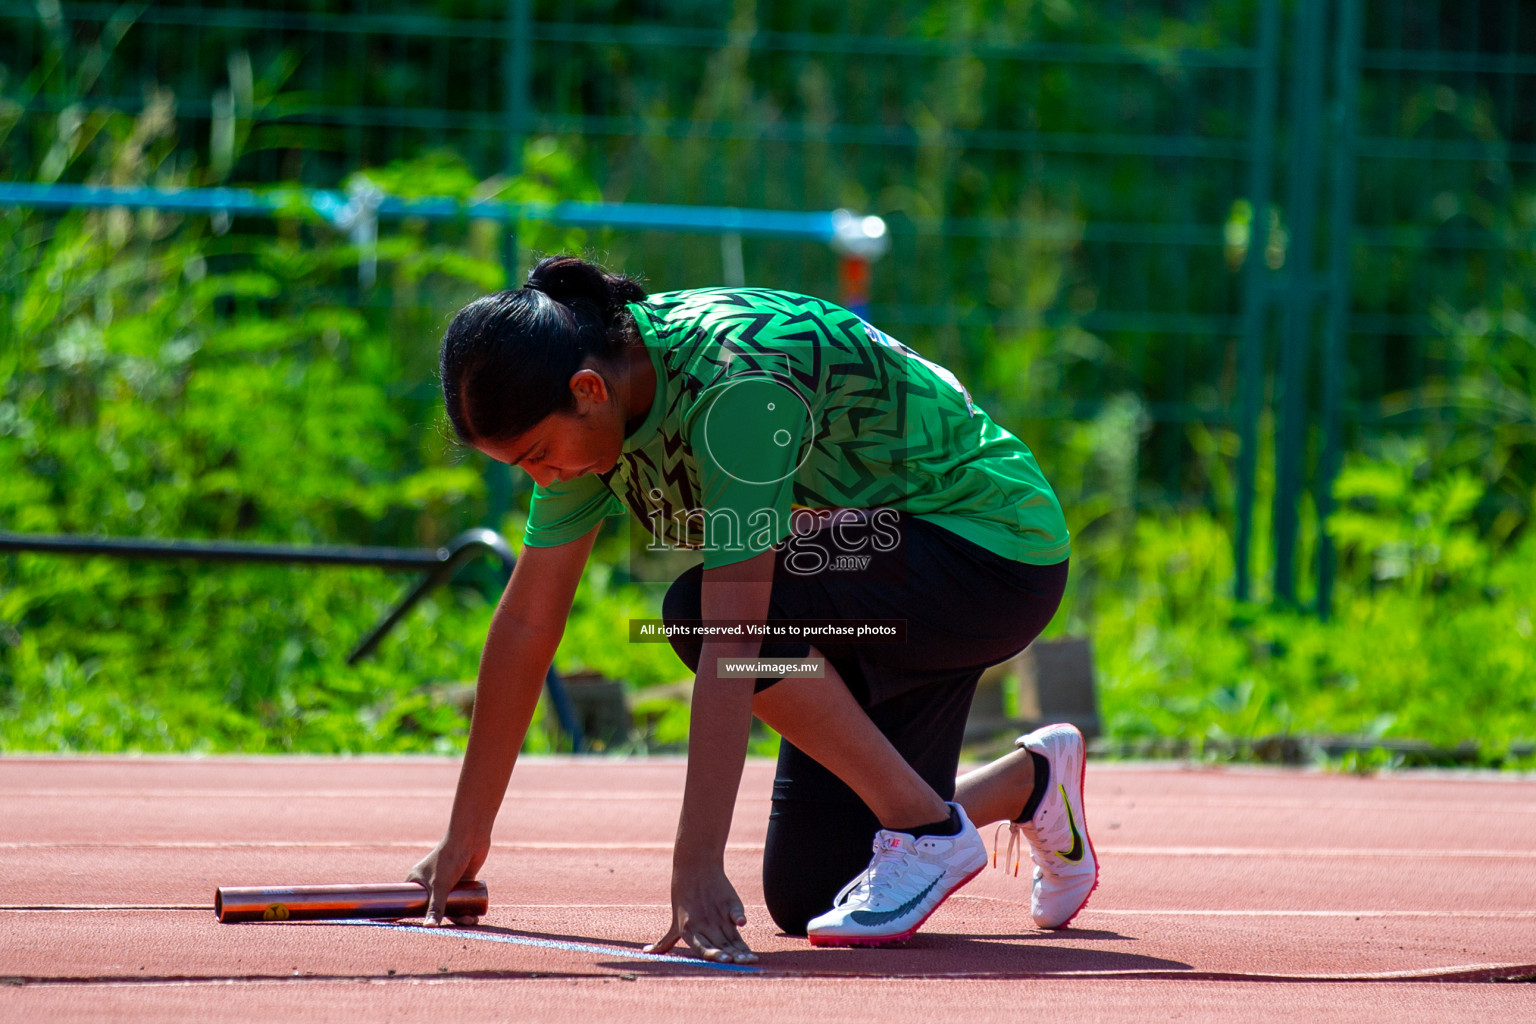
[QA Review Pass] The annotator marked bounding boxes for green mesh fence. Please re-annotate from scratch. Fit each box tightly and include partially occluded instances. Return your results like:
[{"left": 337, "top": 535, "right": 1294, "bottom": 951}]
[{"left": 2, "top": 0, "right": 1533, "bottom": 610}]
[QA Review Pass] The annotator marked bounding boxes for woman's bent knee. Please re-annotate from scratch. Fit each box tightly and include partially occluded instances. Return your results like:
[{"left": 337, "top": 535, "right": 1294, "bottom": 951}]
[
  {"left": 762, "top": 798, "right": 880, "bottom": 937},
  {"left": 662, "top": 564, "right": 705, "bottom": 671}
]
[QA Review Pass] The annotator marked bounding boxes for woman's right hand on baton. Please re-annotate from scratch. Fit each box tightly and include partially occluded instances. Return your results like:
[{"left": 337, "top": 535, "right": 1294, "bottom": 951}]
[
  {"left": 410, "top": 829, "right": 490, "bottom": 926},
  {"left": 404, "top": 526, "right": 603, "bottom": 929}
]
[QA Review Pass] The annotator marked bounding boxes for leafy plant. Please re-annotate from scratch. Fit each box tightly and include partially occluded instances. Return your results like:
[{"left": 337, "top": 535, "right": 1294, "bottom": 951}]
[{"left": 0, "top": 78, "right": 692, "bottom": 754}]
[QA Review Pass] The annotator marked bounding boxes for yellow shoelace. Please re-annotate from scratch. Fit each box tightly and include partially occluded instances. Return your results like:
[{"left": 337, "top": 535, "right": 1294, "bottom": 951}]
[{"left": 992, "top": 821, "right": 1026, "bottom": 877}]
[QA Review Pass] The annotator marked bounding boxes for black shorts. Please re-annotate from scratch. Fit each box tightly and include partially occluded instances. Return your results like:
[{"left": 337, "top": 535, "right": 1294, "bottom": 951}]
[{"left": 661, "top": 510, "right": 1069, "bottom": 935}]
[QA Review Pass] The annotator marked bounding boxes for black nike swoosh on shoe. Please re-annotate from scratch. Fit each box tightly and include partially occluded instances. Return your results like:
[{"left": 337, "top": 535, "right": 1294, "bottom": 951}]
[
  {"left": 847, "top": 877, "right": 941, "bottom": 927},
  {"left": 1057, "top": 784, "right": 1085, "bottom": 862}
]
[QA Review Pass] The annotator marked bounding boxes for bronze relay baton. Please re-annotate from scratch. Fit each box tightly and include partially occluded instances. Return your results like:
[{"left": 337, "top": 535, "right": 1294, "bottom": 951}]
[{"left": 215, "top": 881, "right": 488, "bottom": 923}]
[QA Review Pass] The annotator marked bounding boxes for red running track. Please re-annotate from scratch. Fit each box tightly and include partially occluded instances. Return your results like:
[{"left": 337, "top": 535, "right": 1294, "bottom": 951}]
[{"left": 2, "top": 756, "right": 1533, "bottom": 1022}]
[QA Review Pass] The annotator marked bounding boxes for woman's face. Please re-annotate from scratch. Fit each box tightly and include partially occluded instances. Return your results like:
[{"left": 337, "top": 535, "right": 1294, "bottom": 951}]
[{"left": 474, "top": 367, "right": 626, "bottom": 488}]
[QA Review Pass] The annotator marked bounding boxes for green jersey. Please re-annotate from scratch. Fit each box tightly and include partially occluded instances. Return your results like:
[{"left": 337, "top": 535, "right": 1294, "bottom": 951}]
[{"left": 523, "top": 288, "right": 1070, "bottom": 569}]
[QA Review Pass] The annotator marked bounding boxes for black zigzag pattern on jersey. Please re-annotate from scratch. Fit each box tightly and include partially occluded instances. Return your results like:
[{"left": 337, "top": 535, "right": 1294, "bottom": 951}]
[{"left": 612, "top": 288, "right": 987, "bottom": 549}]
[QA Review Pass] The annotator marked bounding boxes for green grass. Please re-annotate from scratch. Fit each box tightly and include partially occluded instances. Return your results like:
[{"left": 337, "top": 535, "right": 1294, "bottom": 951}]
[
  {"left": 3, "top": 118, "right": 1532, "bottom": 764},
  {"left": 5, "top": 504, "right": 1534, "bottom": 764}
]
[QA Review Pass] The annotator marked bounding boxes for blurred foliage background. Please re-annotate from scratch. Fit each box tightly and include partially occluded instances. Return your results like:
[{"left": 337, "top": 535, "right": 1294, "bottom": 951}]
[{"left": 1, "top": 0, "right": 1533, "bottom": 763}]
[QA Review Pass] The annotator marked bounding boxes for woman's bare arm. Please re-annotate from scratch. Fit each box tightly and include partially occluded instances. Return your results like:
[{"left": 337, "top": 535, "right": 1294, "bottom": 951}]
[
  {"left": 645, "top": 547, "right": 776, "bottom": 962},
  {"left": 410, "top": 523, "right": 601, "bottom": 922}
]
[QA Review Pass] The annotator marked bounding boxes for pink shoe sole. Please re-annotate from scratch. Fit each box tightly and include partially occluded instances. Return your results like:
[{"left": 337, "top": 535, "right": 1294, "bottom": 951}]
[
  {"left": 1045, "top": 734, "right": 1100, "bottom": 930},
  {"left": 808, "top": 863, "right": 986, "bottom": 949}
]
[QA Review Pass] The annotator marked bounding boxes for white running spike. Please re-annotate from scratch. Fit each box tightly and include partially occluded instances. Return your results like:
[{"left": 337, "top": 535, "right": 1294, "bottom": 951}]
[
  {"left": 806, "top": 802, "right": 988, "bottom": 947},
  {"left": 1008, "top": 723, "right": 1099, "bottom": 929}
]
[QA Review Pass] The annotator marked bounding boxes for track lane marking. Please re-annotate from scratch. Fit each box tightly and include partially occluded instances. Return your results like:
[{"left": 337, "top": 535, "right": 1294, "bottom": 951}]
[
  {"left": 7, "top": 964, "right": 1534, "bottom": 986},
  {"left": 8, "top": 903, "right": 1536, "bottom": 918},
  {"left": 2, "top": 790, "right": 751, "bottom": 800},
  {"left": 1, "top": 905, "right": 216, "bottom": 911},
  {"left": 1094, "top": 798, "right": 1536, "bottom": 814},
  {"left": 1097, "top": 845, "right": 1536, "bottom": 858},
  {"left": 11, "top": 792, "right": 1536, "bottom": 815},
  {"left": 8, "top": 841, "right": 1536, "bottom": 859},
  {"left": 1084, "top": 909, "right": 1536, "bottom": 918},
  {"left": 312, "top": 920, "right": 763, "bottom": 973},
  {"left": 12, "top": 793, "right": 1536, "bottom": 811},
  {"left": 0, "top": 841, "right": 764, "bottom": 851}
]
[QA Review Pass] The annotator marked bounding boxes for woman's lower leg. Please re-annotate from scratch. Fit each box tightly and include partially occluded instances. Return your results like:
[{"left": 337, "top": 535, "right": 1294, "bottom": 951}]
[
  {"left": 753, "top": 658, "right": 1045, "bottom": 830},
  {"left": 955, "top": 746, "right": 1037, "bottom": 828},
  {"left": 751, "top": 650, "right": 950, "bottom": 831}
]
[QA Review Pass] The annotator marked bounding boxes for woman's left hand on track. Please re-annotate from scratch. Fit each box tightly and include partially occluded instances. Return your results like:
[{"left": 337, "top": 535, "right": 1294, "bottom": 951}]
[{"left": 644, "top": 864, "right": 758, "bottom": 964}]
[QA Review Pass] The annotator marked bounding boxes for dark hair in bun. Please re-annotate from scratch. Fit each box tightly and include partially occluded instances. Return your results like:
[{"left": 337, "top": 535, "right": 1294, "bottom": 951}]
[{"left": 439, "top": 255, "right": 647, "bottom": 444}]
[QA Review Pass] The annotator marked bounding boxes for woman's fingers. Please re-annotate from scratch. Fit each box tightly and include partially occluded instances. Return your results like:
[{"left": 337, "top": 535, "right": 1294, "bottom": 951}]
[
  {"left": 696, "top": 943, "right": 731, "bottom": 963},
  {"left": 685, "top": 928, "right": 730, "bottom": 963},
  {"left": 406, "top": 859, "right": 447, "bottom": 925},
  {"left": 707, "top": 917, "right": 754, "bottom": 962},
  {"left": 715, "top": 902, "right": 755, "bottom": 961},
  {"left": 643, "top": 924, "right": 682, "bottom": 955},
  {"left": 720, "top": 930, "right": 757, "bottom": 962},
  {"left": 415, "top": 839, "right": 481, "bottom": 926},
  {"left": 425, "top": 872, "right": 455, "bottom": 925},
  {"left": 647, "top": 921, "right": 756, "bottom": 964},
  {"left": 687, "top": 919, "right": 756, "bottom": 964}
]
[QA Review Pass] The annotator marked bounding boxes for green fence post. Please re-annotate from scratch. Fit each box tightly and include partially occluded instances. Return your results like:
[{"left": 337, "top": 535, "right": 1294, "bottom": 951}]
[
  {"left": 502, "top": 0, "right": 531, "bottom": 283},
  {"left": 1235, "top": 0, "right": 1282, "bottom": 603},
  {"left": 1315, "top": 0, "right": 1362, "bottom": 619},
  {"left": 1273, "top": 0, "right": 1328, "bottom": 606},
  {"left": 483, "top": 0, "right": 533, "bottom": 534}
]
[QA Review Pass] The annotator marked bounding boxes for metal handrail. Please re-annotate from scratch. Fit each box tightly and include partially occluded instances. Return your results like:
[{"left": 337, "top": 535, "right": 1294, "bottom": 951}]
[
  {"left": 0, "top": 183, "right": 845, "bottom": 241},
  {"left": 0, "top": 528, "right": 586, "bottom": 749}
]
